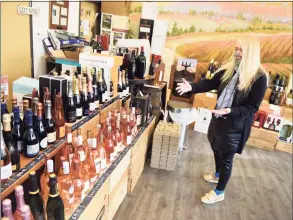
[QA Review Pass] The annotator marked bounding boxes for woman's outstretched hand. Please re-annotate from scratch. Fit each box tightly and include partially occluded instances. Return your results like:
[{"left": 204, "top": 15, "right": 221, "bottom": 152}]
[{"left": 176, "top": 78, "right": 192, "bottom": 95}]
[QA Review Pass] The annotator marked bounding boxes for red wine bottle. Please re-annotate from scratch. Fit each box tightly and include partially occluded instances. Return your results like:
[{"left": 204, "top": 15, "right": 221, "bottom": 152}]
[
  {"left": 128, "top": 50, "right": 136, "bottom": 79},
  {"left": 135, "top": 46, "right": 146, "bottom": 79}
]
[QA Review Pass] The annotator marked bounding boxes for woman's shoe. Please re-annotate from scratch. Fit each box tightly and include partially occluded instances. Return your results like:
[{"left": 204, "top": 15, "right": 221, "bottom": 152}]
[
  {"left": 203, "top": 173, "right": 219, "bottom": 183},
  {"left": 201, "top": 190, "right": 224, "bottom": 204}
]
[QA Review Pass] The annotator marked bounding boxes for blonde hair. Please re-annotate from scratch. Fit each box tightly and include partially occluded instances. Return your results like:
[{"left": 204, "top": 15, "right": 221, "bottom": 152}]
[{"left": 216, "top": 36, "right": 269, "bottom": 91}]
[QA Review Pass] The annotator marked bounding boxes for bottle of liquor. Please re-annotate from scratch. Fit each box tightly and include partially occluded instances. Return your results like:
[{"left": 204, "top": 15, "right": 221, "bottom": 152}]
[
  {"left": 12, "top": 106, "right": 24, "bottom": 153},
  {"left": 46, "top": 174, "right": 65, "bottom": 220},
  {"left": 54, "top": 93, "right": 65, "bottom": 140},
  {"left": 58, "top": 161, "right": 75, "bottom": 212},
  {"left": 23, "top": 109, "right": 39, "bottom": 157},
  {"left": 104, "top": 126, "right": 115, "bottom": 162},
  {"left": 135, "top": 104, "right": 142, "bottom": 129},
  {"left": 28, "top": 171, "right": 45, "bottom": 220},
  {"left": 129, "top": 113, "right": 137, "bottom": 138},
  {"left": 91, "top": 149, "right": 101, "bottom": 176},
  {"left": 78, "top": 74, "right": 83, "bottom": 96},
  {"left": 73, "top": 77, "right": 83, "bottom": 120},
  {"left": 122, "top": 48, "right": 130, "bottom": 70},
  {"left": 268, "top": 118, "right": 276, "bottom": 130},
  {"left": 81, "top": 77, "right": 90, "bottom": 116},
  {"left": 10, "top": 97, "right": 18, "bottom": 127},
  {"left": 117, "top": 68, "right": 123, "bottom": 98},
  {"left": 91, "top": 67, "right": 100, "bottom": 108},
  {"left": 14, "top": 185, "right": 33, "bottom": 220},
  {"left": 3, "top": 114, "right": 20, "bottom": 172},
  {"left": 149, "top": 54, "right": 155, "bottom": 75},
  {"left": 109, "top": 75, "right": 114, "bottom": 98},
  {"left": 206, "top": 58, "right": 215, "bottom": 79},
  {"left": 0, "top": 124, "right": 12, "bottom": 183},
  {"left": 97, "top": 69, "right": 105, "bottom": 104},
  {"left": 71, "top": 159, "right": 85, "bottom": 201},
  {"left": 32, "top": 97, "right": 39, "bottom": 126},
  {"left": 78, "top": 147, "right": 90, "bottom": 194},
  {"left": 87, "top": 151, "right": 98, "bottom": 185},
  {"left": 66, "top": 81, "right": 76, "bottom": 123},
  {"left": 101, "top": 68, "right": 108, "bottom": 101},
  {"left": 125, "top": 115, "right": 132, "bottom": 146},
  {"left": 98, "top": 133, "right": 107, "bottom": 171},
  {"left": 62, "top": 132, "right": 75, "bottom": 166},
  {"left": 82, "top": 66, "right": 89, "bottom": 84},
  {"left": 88, "top": 76, "right": 96, "bottom": 112},
  {"left": 34, "top": 103, "right": 48, "bottom": 151},
  {"left": 135, "top": 46, "right": 146, "bottom": 79},
  {"left": 115, "top": 120, "right": 122, "bottom": 152},
  {"left": 286, "top": 89, "right": 293, "bottom": 107},
  {"left": 2, "top": 199, "right": 14, "bottom": 220},
  {"left": 22, "top": 100, "right": 30, "bottom": 127},
  {"left": 121, "top": 70, "right": 127, "bottom": 97},
  {"left": 128, "top": 50, "right": 136, "bottom": 79},
  {"left": 40, "top": 159, "right": 54, "bottom": 205},
  {"left": 278, "top": 76, "right": 285, "bottom": 93},
  {"left": 279, "top": 87, "right": 287, "bottom": 106},
  {"left": 44, "top": 100, "right": 56, "bottom": 144}
]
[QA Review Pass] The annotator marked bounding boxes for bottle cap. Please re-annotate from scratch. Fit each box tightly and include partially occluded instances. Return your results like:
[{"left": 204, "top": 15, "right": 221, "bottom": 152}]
[
  {"left": 20, "top": 205, "right": 30, "bottom": 215},
  {"left": 45, "top": 100, "right": 52, "bottom": 107},
  {"left": 2, "top": 199, "right": 12, "bottom": 209},
  {"left": 67, "top": 133, "right": 72, "bottom": 143},
  {"left": 63, "top": 161, "right": 70, "bottom": 174},
  {"left": 47, "top": 160, "right": 54, "bottom": 173},
  {"left": 15, "top": 185, "right": 24, "bottom": 196},
  {"left": 91, "top": 138, "right": 97, "bottom": 149}
]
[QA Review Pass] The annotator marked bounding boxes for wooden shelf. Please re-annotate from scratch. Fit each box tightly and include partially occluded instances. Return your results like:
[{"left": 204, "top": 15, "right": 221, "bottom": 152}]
[{"left": 1, "top": 95, "right": 125, "bottom": 199}]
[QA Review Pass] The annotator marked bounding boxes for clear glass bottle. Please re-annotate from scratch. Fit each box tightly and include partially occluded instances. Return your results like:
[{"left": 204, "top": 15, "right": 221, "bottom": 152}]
[{"left": 2, "top": 199, "right": 14, "bottom": 220}]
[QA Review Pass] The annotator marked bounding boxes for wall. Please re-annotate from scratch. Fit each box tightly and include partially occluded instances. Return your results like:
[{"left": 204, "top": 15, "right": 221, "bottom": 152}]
[
  {"left": 1, "top": 1, "right": 32, "bottom": 109},
  {"left": 32, "top": 1, "right": 80, "bottom": 78},
  {"left": 101, "top": 2, "right": 131, "bottom": 16}
]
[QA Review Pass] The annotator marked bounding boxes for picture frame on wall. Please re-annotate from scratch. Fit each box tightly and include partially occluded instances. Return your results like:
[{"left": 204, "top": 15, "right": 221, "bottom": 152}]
[
  {"left": 101, "top": 13, "right": 113, "bottom": 30},
  {"left": 49, "top": 1, "right": 69, "bottom": 30}
]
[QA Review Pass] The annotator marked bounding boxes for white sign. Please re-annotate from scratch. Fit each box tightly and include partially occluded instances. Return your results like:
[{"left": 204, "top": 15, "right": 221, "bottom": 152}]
[
  {"left": 17, "top": 6, "right": 39, "bottom": 15},
  {"left": 79, "top": 53, "right": 114, "bottom": 68}
]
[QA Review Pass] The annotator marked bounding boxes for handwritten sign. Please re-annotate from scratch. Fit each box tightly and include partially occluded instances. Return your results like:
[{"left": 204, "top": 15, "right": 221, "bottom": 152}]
[{"left": 17, "top": 6, "right": 40, "bottom": 15}]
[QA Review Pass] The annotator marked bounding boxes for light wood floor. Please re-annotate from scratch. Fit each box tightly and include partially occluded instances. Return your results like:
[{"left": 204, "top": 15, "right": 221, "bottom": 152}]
[{"left": 114, "top": 130, "right": 292, "bottom": 220}]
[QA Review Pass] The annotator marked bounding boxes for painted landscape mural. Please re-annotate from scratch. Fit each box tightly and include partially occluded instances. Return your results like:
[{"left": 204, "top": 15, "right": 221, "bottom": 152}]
[{"left": 129, "top": 2, "right": 292, "bottom": 86}]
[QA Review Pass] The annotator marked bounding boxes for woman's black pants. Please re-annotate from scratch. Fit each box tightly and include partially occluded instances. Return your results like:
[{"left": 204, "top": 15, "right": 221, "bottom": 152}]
[{"left": 213, "top": 149, "right": 236, "bottom": 191}]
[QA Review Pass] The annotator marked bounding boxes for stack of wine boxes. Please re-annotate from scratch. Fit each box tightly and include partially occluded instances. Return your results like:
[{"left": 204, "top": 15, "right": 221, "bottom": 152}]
[{"left": 150, "top": 121, "right": 180, "bottom": 171}]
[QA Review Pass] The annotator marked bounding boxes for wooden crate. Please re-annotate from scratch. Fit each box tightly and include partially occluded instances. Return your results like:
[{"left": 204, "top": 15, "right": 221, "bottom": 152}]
[
  {"left": 76, "top": 178, "right": 110, "bottom": 220},
  {"left": 275, "top": 140, "right": 293, "bottom": 154},
  {"left": 108, "top": 170, "right": 129, "bottom": 220}
]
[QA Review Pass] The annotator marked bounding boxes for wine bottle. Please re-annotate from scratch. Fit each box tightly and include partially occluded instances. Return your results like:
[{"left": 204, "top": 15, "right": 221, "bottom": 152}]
[
  {"left": 12, "top": 106, "right": 24, "bottom": 153},
  {"left": 122, "top": 48, "right": 130, "bottom": 69},
  {"left": 23, "top": 109, "right": 39, "bottom": 157},
  {"left": 3, "top": 114, "right": 20, "bottom": 172},
  {"left": 88, "top": 76, "right": 96, "bottom": 112},
  {"left": 78, "top": 147, "right": 90, "bottom": 194},
  {"left": 91, "top": 67, "right": 100, "bottom": 108},
  {"left": 73, "top": 77, "right": 83, "bottom": 119},
  {"left": 135, "top": 103, "right": 142, "bottom": 128},
  {"left": 54, "top": 93, "right": 65, "bottom": 140},
  {"left": 81, "top": 77, "right": 90, "bottom": 116},
  {"left": 98, "top": 134, "right": 107, "bottom": 171},
  {"left": 82, "top": 66, "right": 89, "bottom": 84},
  {"left": 46, "top": 174, "right": 65, "bottom": 220},
  {"left": 273, "top": 74, "right": 280, "bottom": 87},
  {"left": 135, "top": 46, "right": 146, "bottom": 79},
  {"left": 14, "top": 185, "right": 34, "bottom": 220},
  {"left": 1, "top": 102, "right": 8, "bottom": 123},
  {"left": 117, "top": 47, "right": 123, "bottom": 56},
  {"left": 97, "top": 69, "right": 105, "bottom": 104},
  {"left": 34, "top": 103, "right": 48, "bottom": 150},
  {"left": 149, "top": 54, "right": 155, "bottom": 75},
  {"left": 40, "top": 159, "right": 54, "bottom": 205},
  {"left": 126, "top": 115, "right": 132, "bottom": 146},
  {"left": 286, "top": 89, "right": 293, "bottom": 107},
  {"left": 101, "top": 68, "right": 108, "bottom": 101},
  {"left": 279, "top": 87, "right": 287, "bottom": 106},
  {"left": 22, "top": 100, "right": 29, "bottom": 125},
  {"left": 66, "top": 81, "right": 76, "bottom": 123},
  {"left": 44, "top": 100, "right": 56, "bottom": 144},
  {"left": 278, "top": 76, "right": 285, "bottom": 93},
  {"left": 28, "top": 171, "right": 45, "bottom": 220},
  {"left": 0, "top": 124, "right": 12, "bottom": 183},
  {"left": 62, "top": 132, "right": 75, "bottom": 166},
  {"left": 10, "top": 97, "right": 18, "bottom": 127},
  {"left": 71, "top": 159, "right": 85, "bottom": 201},
  {"left": 32, "top": 97, "right": 39, "bottom": 126},
  {"left": 109, "top": 74, "right": 114, "bottom": 98},
  {"left": 121, "top": 70, "right": 126, "bottom": 97},
  {"left": 96, "top": 36, "right": 104, "bottom": 53},
  {"left": 104, "top": 126, "right": 115, "bottom": 162},
  {"left": 115, "top": 120, "right": 122, "bottom": 152},
  {"left": 91, "top": 149, "right": 101, "bottom": 176},
  {"left": 128, "top": 50, "right": 136, "bottom": 79},
  {"left": 117, "top": 68, "right": 123, "bottom": 98},
  {"left": 58, "top": 161, "right": 75, "bottom": 212},
  {"left": 2, "top": 199, "right": 14, "bottom": 220}
]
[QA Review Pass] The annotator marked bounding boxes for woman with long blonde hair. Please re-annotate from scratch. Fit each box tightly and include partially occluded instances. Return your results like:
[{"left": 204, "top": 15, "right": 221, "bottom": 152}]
[{"left": 176, "top": 36, "right": 269, "bottom": 204}]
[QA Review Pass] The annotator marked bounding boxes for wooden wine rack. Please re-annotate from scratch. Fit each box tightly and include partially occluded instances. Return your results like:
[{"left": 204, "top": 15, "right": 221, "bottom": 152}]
[{"left": 0, "top": 94, "right": 131, "bottom": 199}]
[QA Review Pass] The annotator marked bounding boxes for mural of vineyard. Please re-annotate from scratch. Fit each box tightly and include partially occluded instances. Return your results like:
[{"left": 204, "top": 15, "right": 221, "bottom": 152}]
[{"left": 129, "top": 2, "right": 292, "bottom": 84}]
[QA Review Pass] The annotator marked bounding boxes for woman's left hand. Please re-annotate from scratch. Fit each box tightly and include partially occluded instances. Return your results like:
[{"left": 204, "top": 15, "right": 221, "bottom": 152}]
[{"left": 211, "top": 108, "right": 231, "bottom": 115}]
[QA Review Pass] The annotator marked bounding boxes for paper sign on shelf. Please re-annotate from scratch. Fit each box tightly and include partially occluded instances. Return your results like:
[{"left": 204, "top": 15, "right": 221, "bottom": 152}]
[
  {"left": 79, "top": 53, "right": 114, "bottom": 68},
  {"left": 269, "top": 104, "right": 281, "bottom": 115}
]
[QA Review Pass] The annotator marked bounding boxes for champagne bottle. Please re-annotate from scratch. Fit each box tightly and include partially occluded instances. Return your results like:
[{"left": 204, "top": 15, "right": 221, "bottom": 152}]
[
  {"left": 14, "top": 185, "right": 34, "bottom": 220},
  {"left": 121, "top": 70, "right": 127, "bottom": 97},
  {"left": 28, "top": 171, "right": 45, "bottom": 220},
  {"left": 3, "top": 114, "right": 20, "bottom": 172},
  {"left": 23, "top": 109, "right": 39, "bottom": 157},
  {"left": 44, "top": 100, "right": 56, "bottom": 144},
  {"left": 73, "top": 77, "right": 83, "bottom": 119},
  {"left": 101, "top": 68, "right": 108, "bottom": 101},
  {"left": 34, "top": 104, "right": 48, "bottom": 151},
  {"left": 117, "top": 68, "right": 123, "bottom": 98},
  {"left": 128, "top": 50, "right": 136, "bottom": 79},
  {"left": 91, "top": 67, "right": 100, "bottom": 108},
  {"left": 81, "top": 77, "right": 90, "bottom": 116},
  {"left": 2, "top": 199, "right": 14, "bottom": 220},
  {"left": 66, "top": 81, "right": 76, "bottom": 123},
  {"left": 54, "top": 93, "right": 66, "bottom": 140},
  {"left": 0, "top": 123, "right": 12, "bottom": 183},
  {"left": 88, "top": 76, "right": 96, "bottom": 112},
  {"left": 12, "top": 106, "right": 24, "bottom": 153},
  {"left": 46, "top": 174, "right": 65, "bottom": 220},
  {"left": 97, "top": 69, "right": 105, "bottom": 104}
]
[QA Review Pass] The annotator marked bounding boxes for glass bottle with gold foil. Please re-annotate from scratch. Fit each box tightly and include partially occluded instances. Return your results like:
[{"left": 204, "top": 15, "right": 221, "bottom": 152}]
[
  {"left": 28, "top": 171, "right": 45, "bottom": 220},
  {"left": 40, "top": 159, "right": 54, "bottom": 207},
  {"left": 34, "top": 103, "right": 48, "bottom": 150},
  {"left": 54, "top": 93, "right": 65, "bottom": 140},
  {"left": 3, "top": 114, "right": 20, "bottom": 172},
  {"left": 81, "top": 77, "right": 90, "bottom": 116},
  {"left": 91, "top": 67, "right": 100, "bottom": 108},
  {"left": 14, "top": 185, "right": 34, "bottom": 220},
  {"left": 88, "top": 76, "right": 96, "bottom": 112},
  {"left": 23, "top": 109, "right": 39, "bottom": 157},
  {"left": 32, "top": 97, "right": 39, "bottom": 126},
  {"left": 82, "top": 66, "right": 89, "bottom": 84},
  {"left": 73, "top": 77, "right": 83, "bottom": 119},
  {"left": 44, "top": 100, "right": 56, "bottom": 144},
  {"left": 97, "top": 69, "right": 105, "bottom": 104},
  {"left": 12, "top": 105, "right": 24, "bottom": 153},
  {"left": 66, "top": 80, "right": 76, "bottom": 123}
]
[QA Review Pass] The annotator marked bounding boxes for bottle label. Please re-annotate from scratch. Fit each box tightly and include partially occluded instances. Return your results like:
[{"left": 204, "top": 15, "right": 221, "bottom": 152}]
[
  {"left": 95, "top": 100, "right": 100, "bottom": 109},
  {"left": 17, "top": 140, "right": 24, "bottom": 152},
  {"left": 101, "top": 159, "right": 107, "bottom": 169},
  {"left": 1, "top": 163, "right": 12, "bottom": 180},
  {"left": 79, "top": 151, "right": 85, "bottom": 162},
  {"left": 94, "top": 159, "right": 101, "bottom": 174},
  {"left": 127, "top": 135, "right": 132, "bottom": 145},
  {"left": 91, "top": 176, "right": 97, "bottom": 183},
  {"left": 110, "top": 153, "right": 115, "bottom": 162},
  {"left": 76, "top": 108, "right": 83, "bottom": 117},
  {"left": 68, "top": 111, "right": 76, "bottom": 122},
  {"left": 136, "top": 115, "right": 142, "bottom": 126},
  {"left": 27, "top": 144, "right": 39, "bottom": 156},
  {"left": 59, "top": 126, "right": 65, "bottom": 138},
  {"left": 40, "top": 137, "right": 48, "bottom": 149},
  {"left": 47, "top": 131, "right": 56, "bottom": 143},
  {"left": 69, "top": 185, "right": 74, "bottom": 194},
  {"left": 89, "top": 102, "right": 96, "bottom": 111},
  {"left": 84, "top": 180, "right": 90, "bottom": 191},
  {"left": 110, "top": 91, "right": 113, "bottom": 97}
]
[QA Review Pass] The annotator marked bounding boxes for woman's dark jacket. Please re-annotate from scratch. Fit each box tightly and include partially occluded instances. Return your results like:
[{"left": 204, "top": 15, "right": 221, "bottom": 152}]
[{"left": 191, "top": 68, "right": 268, "bottom": 154}]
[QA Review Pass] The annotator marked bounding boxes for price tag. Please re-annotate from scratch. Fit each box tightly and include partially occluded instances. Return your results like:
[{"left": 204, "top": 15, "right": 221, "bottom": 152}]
[{"left": 206, "top": 92, "right": 215, "bottom": 99}]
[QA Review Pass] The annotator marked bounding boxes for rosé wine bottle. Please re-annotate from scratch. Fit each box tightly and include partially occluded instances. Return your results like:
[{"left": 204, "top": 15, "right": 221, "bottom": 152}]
[{"left": 2, "top": 199, "right": 14, "bottom": 220}]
